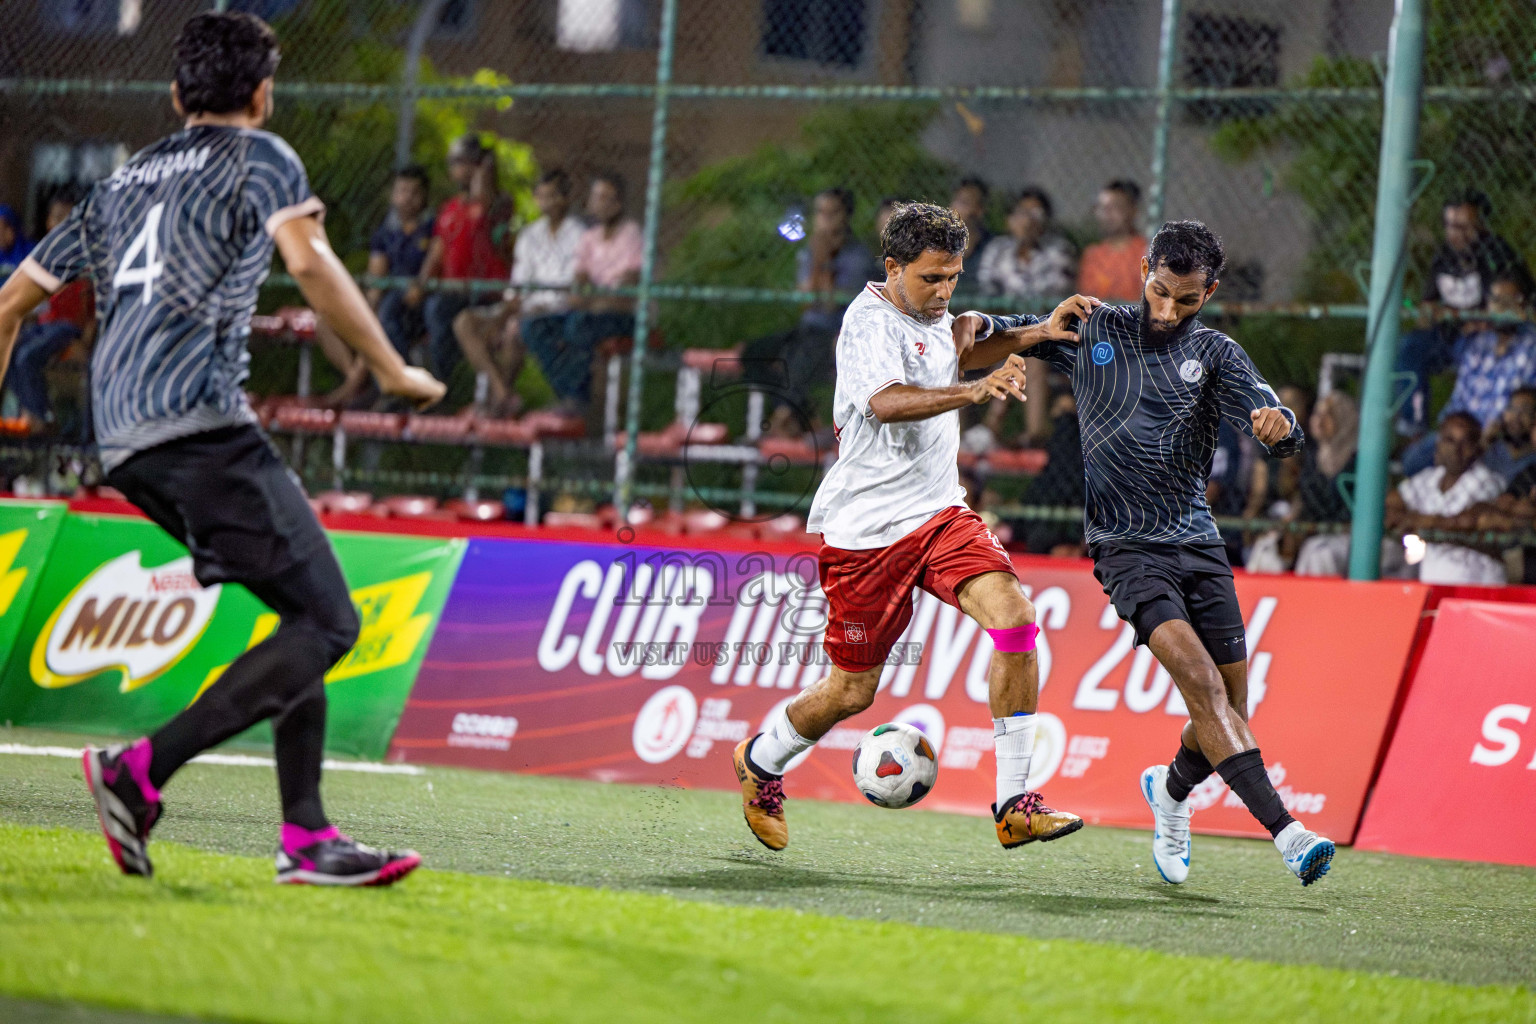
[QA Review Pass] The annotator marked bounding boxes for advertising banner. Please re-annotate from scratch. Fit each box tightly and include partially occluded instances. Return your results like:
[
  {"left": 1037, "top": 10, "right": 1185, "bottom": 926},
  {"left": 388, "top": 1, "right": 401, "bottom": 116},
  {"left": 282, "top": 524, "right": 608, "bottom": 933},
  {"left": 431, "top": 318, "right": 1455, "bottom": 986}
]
[
  {"left": 1356, "top": 599, "right": 1536, "bottom": 867},
  {"left": 0, "top": 500, "right": 67, "bottom": 659},
  {"left": 390, "top": 537, "right": 1427, "bottom": 840},
  {"left": 0, "top": 511, "right": 465, "bottom": 759}
]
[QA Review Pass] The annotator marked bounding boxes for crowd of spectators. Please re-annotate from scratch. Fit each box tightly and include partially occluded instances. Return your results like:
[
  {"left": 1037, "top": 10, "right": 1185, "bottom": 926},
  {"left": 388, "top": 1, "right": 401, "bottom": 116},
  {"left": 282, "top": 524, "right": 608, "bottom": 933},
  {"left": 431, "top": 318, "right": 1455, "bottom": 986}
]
[
  {"left": 304, "top": 135, "right": 642, "bottom": 422},
  {"left": 0, "top": 187, "right": 94, "bottom": 438},
  {"left": 5, "top": 143, "right": 1536, "bottom": 586}
]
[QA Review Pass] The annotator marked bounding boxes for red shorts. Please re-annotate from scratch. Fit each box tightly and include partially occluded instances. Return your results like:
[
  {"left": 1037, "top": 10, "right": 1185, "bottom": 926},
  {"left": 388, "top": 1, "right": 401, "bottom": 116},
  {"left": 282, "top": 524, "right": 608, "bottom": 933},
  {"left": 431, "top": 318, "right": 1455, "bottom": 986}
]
[{"left": 818, "top": 506, "right": 1019, "bottom": 672}]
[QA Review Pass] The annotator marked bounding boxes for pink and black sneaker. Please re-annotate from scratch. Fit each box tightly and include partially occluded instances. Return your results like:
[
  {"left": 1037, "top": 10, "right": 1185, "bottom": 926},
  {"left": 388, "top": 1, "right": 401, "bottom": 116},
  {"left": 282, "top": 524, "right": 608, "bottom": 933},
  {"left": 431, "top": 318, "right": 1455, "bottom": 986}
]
[
  {"left": 274, "top": 825, "right": 421, "bottom": 887},
  {"left": 82, "top": 740, "right": 163, "bottom": 878}
]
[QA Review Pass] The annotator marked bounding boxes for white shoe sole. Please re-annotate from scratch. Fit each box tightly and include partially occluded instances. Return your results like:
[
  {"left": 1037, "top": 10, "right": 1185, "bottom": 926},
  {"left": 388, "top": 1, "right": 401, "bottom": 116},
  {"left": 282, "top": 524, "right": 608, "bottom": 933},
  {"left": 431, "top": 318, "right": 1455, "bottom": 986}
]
[{"left": 274, "top": 853, "right": 421, "bottom": 887}]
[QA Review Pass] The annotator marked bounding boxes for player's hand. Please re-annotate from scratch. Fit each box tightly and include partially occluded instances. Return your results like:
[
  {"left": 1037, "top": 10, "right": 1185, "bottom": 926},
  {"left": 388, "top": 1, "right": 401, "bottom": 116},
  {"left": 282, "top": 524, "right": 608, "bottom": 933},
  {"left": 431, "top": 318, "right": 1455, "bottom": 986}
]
[
  {"left": 380, "top": 365, "right": 447, "bottom": 411},
  {"left": 969, "top": 354, "right": 1027, "bottom": 405},
  {"left": 1251, "top": 407, "right": 1292, "bottom": 445},
  {"left": 1043, "top": 294, "right": 1102, "bottom": 344},
  {"left": 952, "top": 311, "right": 983, "bottom": 356}
]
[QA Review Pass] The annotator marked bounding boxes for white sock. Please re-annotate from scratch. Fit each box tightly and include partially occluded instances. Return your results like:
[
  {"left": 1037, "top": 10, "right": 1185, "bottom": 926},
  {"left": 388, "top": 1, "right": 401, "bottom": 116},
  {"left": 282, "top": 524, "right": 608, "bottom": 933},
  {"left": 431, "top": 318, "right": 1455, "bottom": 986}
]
[
  {"left": 751, "top": 705, "right": 813, "bottom": 776},
  {"left": 994, "top": 714, "right": 1037, "bottom": 809}
]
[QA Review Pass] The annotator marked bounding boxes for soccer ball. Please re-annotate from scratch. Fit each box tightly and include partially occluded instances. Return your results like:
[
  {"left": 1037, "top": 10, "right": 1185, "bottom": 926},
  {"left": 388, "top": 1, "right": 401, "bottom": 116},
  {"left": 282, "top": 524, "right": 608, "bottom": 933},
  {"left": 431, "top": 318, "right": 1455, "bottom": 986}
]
[{"left": 852, "top": 722, "right": 939, "bottom": 809}]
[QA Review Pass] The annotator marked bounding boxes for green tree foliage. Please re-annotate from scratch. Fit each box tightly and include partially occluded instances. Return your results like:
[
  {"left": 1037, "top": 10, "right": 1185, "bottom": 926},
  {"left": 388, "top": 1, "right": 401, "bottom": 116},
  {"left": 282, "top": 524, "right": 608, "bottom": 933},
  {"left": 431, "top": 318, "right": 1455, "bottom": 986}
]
[
  {"left": 658, "top": 104, "right": 954, "bottom": 350},
  {"left": 1212, "top": 0, "right": 1536, "bottom": 303},
  {"left": 263, "top": 0, "right": 537, "bottom": 263}
]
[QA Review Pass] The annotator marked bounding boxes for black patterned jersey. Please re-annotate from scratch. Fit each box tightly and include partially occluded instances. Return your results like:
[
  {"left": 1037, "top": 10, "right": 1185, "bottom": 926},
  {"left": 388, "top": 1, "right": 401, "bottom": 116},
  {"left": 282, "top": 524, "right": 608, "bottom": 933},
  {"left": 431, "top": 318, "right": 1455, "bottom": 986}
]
[{"left": 983, "top": 304, "right": 1303, "bottom": 544}]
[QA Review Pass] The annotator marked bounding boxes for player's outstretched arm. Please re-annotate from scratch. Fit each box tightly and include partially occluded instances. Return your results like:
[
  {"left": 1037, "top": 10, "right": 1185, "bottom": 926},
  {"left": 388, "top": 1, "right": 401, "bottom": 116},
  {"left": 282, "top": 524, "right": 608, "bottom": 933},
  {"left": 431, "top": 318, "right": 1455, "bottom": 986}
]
[
  {"left": 1216, "top": 338, "right": 1304, "bottom": 458},
  {"left": 954, "top": 294, "right": 1101, "bottom": 370},
  {"left": 274, "top": 215, "right": 446, "bottom": 409},
  {"left": 0, "top": 272, "right": 52, "bottom": 393},
  {"left": 869, "top": 354, "right": 1027, "bottom": 424}
]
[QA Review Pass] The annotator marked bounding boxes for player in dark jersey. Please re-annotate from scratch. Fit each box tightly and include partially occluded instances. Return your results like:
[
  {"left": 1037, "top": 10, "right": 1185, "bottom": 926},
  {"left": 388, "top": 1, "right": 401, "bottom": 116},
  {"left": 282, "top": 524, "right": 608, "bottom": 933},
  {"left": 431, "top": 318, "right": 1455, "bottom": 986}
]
[
  {"left": 958, "top": 221, "right": 1335, "bottom": 887},
  {"left": 0, "top": 12, "right": 445, "bottom": 885}
]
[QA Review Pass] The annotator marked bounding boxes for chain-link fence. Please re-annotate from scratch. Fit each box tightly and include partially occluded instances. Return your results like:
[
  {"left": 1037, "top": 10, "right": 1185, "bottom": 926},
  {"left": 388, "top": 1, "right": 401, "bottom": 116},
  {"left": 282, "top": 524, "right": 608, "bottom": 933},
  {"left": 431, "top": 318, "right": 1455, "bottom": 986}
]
[{"left": 2, "top": 0, "right": 1534, "bottom": 577}]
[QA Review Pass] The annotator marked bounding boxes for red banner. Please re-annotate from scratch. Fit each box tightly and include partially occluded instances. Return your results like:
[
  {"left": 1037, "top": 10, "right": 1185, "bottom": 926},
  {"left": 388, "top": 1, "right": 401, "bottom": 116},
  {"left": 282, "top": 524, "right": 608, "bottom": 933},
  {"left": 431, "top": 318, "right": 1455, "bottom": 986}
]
[
  {"left": 390, "top": 536, "right": 1427, "bottom": 841},
  {"left": 1356, "top": 599, "right": 1536, "bottom": 866}
]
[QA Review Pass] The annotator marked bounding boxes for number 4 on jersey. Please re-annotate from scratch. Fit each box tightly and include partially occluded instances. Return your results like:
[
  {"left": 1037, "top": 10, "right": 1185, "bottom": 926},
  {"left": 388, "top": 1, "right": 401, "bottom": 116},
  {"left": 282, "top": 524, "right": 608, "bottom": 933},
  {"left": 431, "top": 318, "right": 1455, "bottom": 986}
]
[{"left": 112, "top": 202, "right": 166, "bottom": 306}]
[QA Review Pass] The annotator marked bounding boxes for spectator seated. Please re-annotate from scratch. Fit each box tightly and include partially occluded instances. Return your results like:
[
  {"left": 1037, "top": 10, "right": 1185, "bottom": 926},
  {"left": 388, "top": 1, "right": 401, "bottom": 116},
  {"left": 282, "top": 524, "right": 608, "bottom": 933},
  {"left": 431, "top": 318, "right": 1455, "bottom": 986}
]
[{"left": 1400, "top": 274, "right": 1536, "bottom": 476}]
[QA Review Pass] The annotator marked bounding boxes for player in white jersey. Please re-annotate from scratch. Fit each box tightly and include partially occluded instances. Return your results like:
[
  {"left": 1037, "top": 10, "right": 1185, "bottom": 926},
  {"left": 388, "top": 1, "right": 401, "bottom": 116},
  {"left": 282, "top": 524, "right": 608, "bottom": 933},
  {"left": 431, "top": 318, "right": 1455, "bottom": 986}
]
[{"left": 733, "top": 202, "right": 1098, "bottom": 851}]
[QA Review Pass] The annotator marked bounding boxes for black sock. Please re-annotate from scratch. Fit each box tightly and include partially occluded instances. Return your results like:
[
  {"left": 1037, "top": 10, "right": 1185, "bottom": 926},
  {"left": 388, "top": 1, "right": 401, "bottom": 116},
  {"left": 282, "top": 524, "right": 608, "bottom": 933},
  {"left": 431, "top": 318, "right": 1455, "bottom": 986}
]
[
  {"left": 1165, "top": 744, "right": 1214, "bottom": 803},
  {"left": 1215, "top": 748, "right": 1296, "bottom": 838}
]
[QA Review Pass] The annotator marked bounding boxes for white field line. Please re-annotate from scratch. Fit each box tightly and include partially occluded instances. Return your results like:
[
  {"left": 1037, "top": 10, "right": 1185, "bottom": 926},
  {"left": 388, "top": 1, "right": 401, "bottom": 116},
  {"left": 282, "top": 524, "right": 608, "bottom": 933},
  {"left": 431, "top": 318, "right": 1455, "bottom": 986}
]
[{"left": 0, "top": 743, "right": 424, "bottom": 775}]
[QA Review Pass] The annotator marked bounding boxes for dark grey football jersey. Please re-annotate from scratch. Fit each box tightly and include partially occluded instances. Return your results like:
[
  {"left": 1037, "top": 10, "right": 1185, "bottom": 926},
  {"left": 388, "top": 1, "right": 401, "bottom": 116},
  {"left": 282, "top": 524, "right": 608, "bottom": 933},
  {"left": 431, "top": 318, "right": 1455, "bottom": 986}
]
[
  {"left": 985, "top": 304, "right": 1304, "bottom": 544},
  {"left": 23, "top": 125, "right": 321, "bottom": 469}
]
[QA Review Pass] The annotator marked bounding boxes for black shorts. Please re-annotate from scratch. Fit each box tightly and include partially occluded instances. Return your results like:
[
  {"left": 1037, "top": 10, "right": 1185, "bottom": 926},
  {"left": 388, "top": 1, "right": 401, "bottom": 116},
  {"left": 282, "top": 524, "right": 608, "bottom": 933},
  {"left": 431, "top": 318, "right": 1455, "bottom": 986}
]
[
  {"left": 1089, "top": 540, "right": 1247, "bottom": 664},
  {"left": 107, "top": 424, "right": 332, "bottom": 589}
]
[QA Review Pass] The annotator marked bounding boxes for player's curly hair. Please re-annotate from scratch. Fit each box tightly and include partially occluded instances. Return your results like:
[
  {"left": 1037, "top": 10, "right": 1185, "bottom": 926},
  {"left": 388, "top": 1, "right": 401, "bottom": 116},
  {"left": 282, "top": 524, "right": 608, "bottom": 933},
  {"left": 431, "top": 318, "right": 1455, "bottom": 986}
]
[
  {"left": 1147, "top": 220, "right": 1227, "bottom": 285},
  {"left": 881, "top": 202, "right": 969, "bottom": 268},
  {"left": 174, "top": 12, "right": 281, "bottom": 116}
]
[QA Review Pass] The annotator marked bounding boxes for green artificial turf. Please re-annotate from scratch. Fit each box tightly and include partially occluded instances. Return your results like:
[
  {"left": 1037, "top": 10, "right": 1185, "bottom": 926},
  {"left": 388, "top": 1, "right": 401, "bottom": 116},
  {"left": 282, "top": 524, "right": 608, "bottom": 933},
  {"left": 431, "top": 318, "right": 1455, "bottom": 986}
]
[
  {"left": 2, "top": 824, "right": 1533, "bottom": 1024},
  {"left": 2, "top": 727, "right": 1534, "bottom": 1022}
]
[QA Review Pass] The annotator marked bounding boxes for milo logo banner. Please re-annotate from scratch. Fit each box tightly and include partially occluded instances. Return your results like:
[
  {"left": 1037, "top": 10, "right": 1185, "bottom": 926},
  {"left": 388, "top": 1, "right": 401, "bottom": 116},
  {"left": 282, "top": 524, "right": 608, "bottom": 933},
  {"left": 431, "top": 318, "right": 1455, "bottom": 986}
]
[
  {"left": 0, "top": 500, "right": 68, "bottom": 661},
  {"left": 390, "top": 535, "right": 1427, "bottom": 841},
  {"left": 0, "top": 510, "right": 464, "bottom": 759}
]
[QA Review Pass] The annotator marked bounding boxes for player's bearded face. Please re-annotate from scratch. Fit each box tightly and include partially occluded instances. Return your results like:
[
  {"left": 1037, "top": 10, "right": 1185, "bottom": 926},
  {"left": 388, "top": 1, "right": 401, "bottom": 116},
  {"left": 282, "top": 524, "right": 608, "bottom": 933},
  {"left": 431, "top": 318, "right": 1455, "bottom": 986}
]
[
  {"left": 1141, "top": 263, "right": 1215, "bottom": 344},
  {"left": 889, "top": 251, "right": 964, "bottom": 324}
]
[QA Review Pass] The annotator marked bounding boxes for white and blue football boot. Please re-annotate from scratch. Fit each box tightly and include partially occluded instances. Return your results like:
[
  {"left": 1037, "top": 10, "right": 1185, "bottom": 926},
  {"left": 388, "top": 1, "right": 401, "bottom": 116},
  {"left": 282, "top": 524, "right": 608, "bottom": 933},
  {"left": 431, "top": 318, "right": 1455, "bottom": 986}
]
[
  {"left": 1140, "top": 764, "right": 1191, "bottom": 884},
  {"left": 1275, "top": 821, "right": 1335, "bottom": 886}
]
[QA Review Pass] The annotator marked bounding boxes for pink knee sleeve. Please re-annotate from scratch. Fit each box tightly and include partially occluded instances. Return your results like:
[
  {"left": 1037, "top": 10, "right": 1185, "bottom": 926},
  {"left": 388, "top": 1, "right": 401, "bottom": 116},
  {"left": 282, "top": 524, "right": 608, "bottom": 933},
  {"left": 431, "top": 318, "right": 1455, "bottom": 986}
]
[{"left": 987, "top": 623, "right": 1038, "bottom": 652}]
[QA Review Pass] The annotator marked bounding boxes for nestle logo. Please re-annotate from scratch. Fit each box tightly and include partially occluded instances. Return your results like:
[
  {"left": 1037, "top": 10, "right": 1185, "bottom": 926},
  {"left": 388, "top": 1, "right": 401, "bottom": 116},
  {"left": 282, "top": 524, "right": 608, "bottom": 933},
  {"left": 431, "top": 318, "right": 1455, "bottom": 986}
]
[
  {"left": 148, "top": 572, "right": 200, "bottom": 594},
  {"left": 448, "top": 713, "right": 519, "bottom": 750}
]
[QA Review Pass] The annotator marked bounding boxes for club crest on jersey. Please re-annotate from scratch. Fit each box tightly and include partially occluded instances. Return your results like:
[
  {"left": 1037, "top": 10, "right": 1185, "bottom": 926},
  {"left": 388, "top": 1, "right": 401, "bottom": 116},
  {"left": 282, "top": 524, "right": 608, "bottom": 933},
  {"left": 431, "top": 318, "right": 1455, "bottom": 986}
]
[
  {"left": 1179, "top": 359, "right": 1204, "bottom": 383},
  {"left": 1091, "top": 342, "right": 1114, "bottom": 365},
  {"left": 844, "top": 621, "right": 868, "bottom": 644}
]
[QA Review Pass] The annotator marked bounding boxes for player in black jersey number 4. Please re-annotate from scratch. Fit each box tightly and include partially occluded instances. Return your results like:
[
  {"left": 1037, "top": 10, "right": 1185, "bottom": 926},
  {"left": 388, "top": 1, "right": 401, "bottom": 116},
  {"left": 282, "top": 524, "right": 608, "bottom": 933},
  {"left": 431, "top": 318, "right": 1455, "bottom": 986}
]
[
  {"left": 959, "top": 221, "right": 1334, "bottom": 887},
  {"left": 0, "top": 13, "right": 446, "bottom": 886}
]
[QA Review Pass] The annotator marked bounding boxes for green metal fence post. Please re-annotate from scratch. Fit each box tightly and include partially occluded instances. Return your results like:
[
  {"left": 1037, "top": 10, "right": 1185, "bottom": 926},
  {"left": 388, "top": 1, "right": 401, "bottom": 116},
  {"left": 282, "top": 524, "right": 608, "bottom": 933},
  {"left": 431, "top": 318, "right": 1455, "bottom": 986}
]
[
  {"left": 1349, "top": 0, "right": 1426, "bottom": 580},
  {"left": 616, "top": 0, "right": 678, "bottom": 517},
  {"left": 396, "top": 0, "right": 451, "bottom": 171},
  {"left": 1146, "top": 0, "right": 1182, "bottom": 231}
]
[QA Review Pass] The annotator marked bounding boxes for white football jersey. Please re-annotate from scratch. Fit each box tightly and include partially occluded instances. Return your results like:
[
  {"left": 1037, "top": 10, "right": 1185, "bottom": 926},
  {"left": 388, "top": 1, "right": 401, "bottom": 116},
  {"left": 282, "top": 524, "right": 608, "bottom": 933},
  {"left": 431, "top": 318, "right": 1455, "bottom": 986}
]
[{"left": 807, "top": 283, "right": 968, "bottom": 549}]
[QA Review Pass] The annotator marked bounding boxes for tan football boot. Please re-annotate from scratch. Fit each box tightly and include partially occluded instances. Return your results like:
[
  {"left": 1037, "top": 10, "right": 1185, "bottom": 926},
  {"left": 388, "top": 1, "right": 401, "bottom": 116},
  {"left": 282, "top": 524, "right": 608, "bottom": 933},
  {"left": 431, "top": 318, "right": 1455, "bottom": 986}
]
[
  {"left": 733, "top": 736, "right": 788, "bottom": 851},
  {"left": 993, "top": 791, "right": 1084, "bottom": 848}
]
